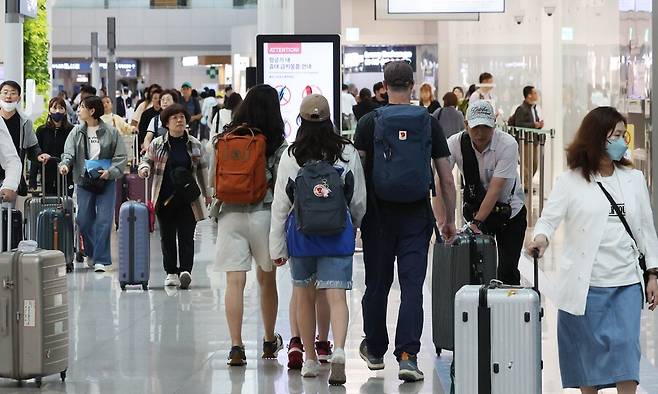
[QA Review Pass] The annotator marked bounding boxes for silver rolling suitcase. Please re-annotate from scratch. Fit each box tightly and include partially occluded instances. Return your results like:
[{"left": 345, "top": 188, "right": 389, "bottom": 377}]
[
  {"left": 0, "top": 204, "right": 69, "bottom": 387},
  {"left": 454, "top": 255, "right": 542, "bottom": 394}
]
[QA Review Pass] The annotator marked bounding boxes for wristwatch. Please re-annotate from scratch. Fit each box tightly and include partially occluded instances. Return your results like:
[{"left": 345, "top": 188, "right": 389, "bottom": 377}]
[{"left": 471, "top": 219, "right": 484, "bottom": 231}]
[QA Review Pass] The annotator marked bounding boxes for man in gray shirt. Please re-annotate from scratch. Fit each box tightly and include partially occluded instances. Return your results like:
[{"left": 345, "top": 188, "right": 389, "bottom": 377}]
[
  {"left": 446, "top": 100, "right": 527, "bottom": 285},
  {"left": 432, "top": 91, "right": 465, "bottom": 138}
]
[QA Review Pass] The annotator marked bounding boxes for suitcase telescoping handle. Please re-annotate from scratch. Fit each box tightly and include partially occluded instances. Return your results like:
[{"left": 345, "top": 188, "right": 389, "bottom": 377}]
[
  {"left": 41, "top": 158, "right": 68, "bottom": 200},
  {"left": 134, "top": 132, "right": 140, "bottom": 171},
  {"left": 0, "top": 201, "right": 11, "bottom": 253},
  {"left": 531, "top": 249, "right": 540, "bottom": 301}
]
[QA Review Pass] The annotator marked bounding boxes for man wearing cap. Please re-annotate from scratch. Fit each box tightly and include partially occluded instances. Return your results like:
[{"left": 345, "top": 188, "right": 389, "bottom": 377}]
[
  {"left": 181, "top": 82, "right": 202, "bottom": 138},
  {"left": 354, "top": 60, "right": 456, "bottom": 382},
  {"left": 446, "top": 100, "right": 527, "bottom": 285}
]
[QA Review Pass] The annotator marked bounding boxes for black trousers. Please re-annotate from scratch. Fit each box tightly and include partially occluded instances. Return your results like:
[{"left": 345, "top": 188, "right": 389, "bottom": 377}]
[
  {"left": 492, "top": 206, "right": 527, "bottom": 285},
  {"left": 156, "top": 200, "right": 197, "bottom": 275},
  {"left": 360, "top": 206, "right": 434, "bottom": 359}
]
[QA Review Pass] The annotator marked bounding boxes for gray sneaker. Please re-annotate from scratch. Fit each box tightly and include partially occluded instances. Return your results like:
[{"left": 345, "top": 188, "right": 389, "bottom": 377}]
[
  {"left": 398, "top": 352, "right": 424, "bottom": 382},
  {"left": 359, "top": 339, "right": 384, "bottom": 370},
  {"left": 179, "top": 271, "right": 192, "bottom": 289}
]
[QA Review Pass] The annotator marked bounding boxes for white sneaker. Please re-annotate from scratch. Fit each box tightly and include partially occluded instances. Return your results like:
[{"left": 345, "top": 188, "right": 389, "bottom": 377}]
[
  {"left": 330, "top": 348, "right": 346, "bottom": 364},
  {"left": 164, "top": 274, "right": 180, "bottom": 287},
  {"left": 179, "top": 271, "right": 192, "bottom": 289},
  {"left": 301, "top": 359, "right": 321, "bottom": 378},
  {"left": 93, "top": 263, "right": 106, "bottom": 273},
  {"left": 329, "top": 348, "right": 346, "bottom": 386}
]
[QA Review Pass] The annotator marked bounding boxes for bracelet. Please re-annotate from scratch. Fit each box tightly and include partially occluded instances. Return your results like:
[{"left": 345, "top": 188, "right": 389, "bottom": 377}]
[
  {"left": 471, "top": 219, "right": 483, "bottom": 230},
  {"left": 646, "top": 268, "right": 658, "bottom": 278}
]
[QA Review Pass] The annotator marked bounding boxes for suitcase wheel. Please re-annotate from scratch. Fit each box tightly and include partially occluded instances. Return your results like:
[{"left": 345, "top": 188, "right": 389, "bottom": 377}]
[
  {"left": 435, "top": 346, "right": 442, "bottom": 357},
  {"left": 142, "top": 283, "right": 149, "bottom": 291},
  {"left": 35, "top": 377, "right": 42, "bottom": 388},
  {"left": 66, "top": 263, "right": 74, "bottom": 273},
  {"left": 60, "top": 370, "right": 67, "bottom": 382},
  {"left": 120, "top": 282, "right": 127, "bottom": 291}
]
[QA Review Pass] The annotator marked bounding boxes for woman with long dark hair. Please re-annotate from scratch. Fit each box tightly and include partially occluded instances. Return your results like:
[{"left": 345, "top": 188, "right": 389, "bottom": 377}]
[
  {"left": 30, "top": 96, "right": 74, "bottom": 195},
  {"left": 270, "top": 94, "right": 366, "bottom": 383},
  {"left": 528, "top": 107, "right": 658, "bottom": 393},
  {"left": 210, "top": 84, "right": 287, "bottom": 366}
]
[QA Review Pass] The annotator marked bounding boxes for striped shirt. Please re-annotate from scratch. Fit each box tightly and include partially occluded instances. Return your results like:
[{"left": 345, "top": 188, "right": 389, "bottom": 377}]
[{"left": 139, "top": 131, "right": 210, "bottom": 221}]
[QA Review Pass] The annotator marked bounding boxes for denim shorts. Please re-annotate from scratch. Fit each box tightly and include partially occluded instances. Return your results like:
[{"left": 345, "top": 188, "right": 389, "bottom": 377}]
[{"left": 289, "top": 255, "right": 353, "bottom": 289}]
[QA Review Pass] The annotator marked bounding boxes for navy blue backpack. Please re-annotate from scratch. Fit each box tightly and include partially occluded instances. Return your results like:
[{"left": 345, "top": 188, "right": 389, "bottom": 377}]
[{"left": 373, "top": 105, "right": 433, "bottom": 202}]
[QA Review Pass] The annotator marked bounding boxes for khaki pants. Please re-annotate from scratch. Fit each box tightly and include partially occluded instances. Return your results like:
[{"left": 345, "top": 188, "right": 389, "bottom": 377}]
[{"left": 522, "top": 142, "right": 539, "bottom": 193}]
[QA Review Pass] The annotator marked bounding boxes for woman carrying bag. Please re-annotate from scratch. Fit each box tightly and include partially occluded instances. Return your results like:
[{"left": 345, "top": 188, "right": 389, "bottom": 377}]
[
  {"left": 138, "top": 103, "right": 211, "bottom": 289},
  {"left": 527, "top": 106, "right": 658, "bottom": 394},
  {"left": 59, "top": 96, "right": 127, "bottom": 272}
]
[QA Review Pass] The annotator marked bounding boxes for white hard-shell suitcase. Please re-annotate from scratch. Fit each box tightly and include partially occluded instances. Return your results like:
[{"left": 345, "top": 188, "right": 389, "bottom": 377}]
[
  {"left": 454, "top": 255, "right": 542, "bottom": 394},
  {"left": 0, "top": 203, "right": 69, "bottom": 387}
]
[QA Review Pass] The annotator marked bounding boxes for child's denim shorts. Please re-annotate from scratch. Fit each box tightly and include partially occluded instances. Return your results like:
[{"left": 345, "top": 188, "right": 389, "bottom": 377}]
[{"left": 289, "top": 255, "right": 353, "bottom": 289}]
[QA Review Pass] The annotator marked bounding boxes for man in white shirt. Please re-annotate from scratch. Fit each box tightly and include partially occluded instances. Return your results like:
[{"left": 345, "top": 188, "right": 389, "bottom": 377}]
[
  {"left": 0, "top": 117, "right": 23, "bottom": 202},
  {"left": 341, "top": 84, "right": 357, "bottom": 117},
  {"left": 341, "top": 84, "right": 357, "bottom": 130},
  {"left": 468, "top": 72, "right": 497, "bottom": 115},
  {"left": 447, "top": 100, "right": 527, "bottom": 285}
]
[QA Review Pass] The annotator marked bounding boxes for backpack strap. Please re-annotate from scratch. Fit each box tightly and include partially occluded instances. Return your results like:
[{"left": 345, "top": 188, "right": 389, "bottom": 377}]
[{"left": 460, "top": 132, "right": 487, "bottom": 204}]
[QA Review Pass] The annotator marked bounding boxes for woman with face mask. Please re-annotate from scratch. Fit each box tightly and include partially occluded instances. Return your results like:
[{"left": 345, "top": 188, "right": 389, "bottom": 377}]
[
  {"left": 29, "top": 97, "right": 75, "bottom": 196},
  {"left": 527, "top": 107, "right": 658, "bottom": 394}
]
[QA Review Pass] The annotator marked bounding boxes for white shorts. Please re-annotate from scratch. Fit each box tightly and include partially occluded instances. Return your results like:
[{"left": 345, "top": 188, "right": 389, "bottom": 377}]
[{"left": 214, "top": 209, "right": 273, "bottom": 272}]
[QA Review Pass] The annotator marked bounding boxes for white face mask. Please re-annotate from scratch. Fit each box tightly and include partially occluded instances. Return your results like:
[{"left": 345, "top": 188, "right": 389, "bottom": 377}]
[{"left": 0, "top": 101, "right": 18, "bottom": 112}]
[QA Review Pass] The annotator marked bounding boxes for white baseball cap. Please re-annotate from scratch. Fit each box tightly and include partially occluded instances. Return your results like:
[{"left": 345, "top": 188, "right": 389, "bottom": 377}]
[{"left": 467, "top": 100, "right": 496, "bottom": 128}]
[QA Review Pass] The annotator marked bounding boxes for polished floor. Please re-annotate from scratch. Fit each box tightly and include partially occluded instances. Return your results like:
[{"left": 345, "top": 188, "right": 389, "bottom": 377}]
[{"left": 2, "top": 218, "right": 658, "bottom": 393}]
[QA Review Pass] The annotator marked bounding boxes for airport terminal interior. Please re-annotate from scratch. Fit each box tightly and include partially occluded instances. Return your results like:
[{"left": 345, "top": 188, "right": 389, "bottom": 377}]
[{"left": 1, "top": 0, "right": 658, "bottom": 393}]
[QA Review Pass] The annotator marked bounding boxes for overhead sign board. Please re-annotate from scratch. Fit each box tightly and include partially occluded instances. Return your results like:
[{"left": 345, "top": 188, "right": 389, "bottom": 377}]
[{"left": 344, "top": 46, "right": 416, "bottom": 73}]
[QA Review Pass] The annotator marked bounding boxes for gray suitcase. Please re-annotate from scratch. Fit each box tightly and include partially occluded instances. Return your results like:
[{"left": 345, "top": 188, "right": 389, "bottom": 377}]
[
  {"left": 432, "top": 232, "right": 496, "bottom": 354},
  {"left": 454, "top": 256, "right": 542, "bottom": 394},
  {"left": 0, "top": 205, "right": 69, "bottom": 387},
  {"left": 24, "top": 162, "right": 75, "bottom": 247}
]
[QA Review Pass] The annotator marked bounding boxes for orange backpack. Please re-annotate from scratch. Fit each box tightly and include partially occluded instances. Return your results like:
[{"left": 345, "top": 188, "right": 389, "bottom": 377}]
[{"left": 215, "top": 124, "right": 268, "bottom": 204}]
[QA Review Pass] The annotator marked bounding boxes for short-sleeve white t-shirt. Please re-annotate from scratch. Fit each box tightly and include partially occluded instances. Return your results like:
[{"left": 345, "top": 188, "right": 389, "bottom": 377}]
[{"left": 87, "top": 125, "right": 101, "bottom": 160}]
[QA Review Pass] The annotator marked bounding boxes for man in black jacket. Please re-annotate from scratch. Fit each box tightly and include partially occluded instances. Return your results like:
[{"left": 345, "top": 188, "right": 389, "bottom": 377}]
[{"left": 512, "top": 86, "right": 543, "bottom": 194}]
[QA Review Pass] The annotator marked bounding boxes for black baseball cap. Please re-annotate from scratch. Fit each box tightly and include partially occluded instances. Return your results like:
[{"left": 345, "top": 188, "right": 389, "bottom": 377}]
[{"left": 384, "top": 61, "right": 414, "bottom": 88}]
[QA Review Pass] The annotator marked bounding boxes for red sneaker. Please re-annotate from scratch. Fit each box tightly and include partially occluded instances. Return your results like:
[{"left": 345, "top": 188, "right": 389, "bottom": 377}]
[
  {"left": 316, "top": 340, "right": 333, "bottom": 363},
  {"left": 287, "top": 337, "right": 304, "bottom": 370}
]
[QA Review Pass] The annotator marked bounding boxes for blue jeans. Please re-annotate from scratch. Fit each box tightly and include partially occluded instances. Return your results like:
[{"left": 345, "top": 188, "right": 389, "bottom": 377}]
[
  {"left": 290, "top": 255, "right": 353, "bottom": 289},
  {"left": 76, "top": 181, "right": 116, "bottom": 265},
  {"left": 360, "top": 206, "right": 433, "bottom": 359}
]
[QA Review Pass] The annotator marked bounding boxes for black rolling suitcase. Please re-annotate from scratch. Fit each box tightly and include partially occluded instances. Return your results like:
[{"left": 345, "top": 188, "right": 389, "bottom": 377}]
[{"left": 431, "top": 231, "right": 497, "bottom": 355}]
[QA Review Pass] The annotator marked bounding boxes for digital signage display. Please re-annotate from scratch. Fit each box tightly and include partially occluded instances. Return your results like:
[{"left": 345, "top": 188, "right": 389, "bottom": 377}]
[
  {"left": 388, "top": 0, "right": 504, "bottom": 14},
  {"left": 257, "top": 35, "right": 341, "bottom": 139}
]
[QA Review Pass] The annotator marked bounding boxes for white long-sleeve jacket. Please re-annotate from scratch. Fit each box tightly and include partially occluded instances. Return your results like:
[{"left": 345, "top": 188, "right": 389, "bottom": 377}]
[
  {"left": 0, "top": 117, "right": 22, "bottom": 192},
  {"left": 269, "top": 144, "right": 367, "bottom": 260},
  {"left": 533, "top": 167, "right": 658, "bottom": 315}
]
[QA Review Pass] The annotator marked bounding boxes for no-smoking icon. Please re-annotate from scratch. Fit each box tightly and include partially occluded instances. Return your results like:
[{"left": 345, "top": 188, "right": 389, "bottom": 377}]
[{"left": 276, "top": 85, "right": 292, "bottom": 105}]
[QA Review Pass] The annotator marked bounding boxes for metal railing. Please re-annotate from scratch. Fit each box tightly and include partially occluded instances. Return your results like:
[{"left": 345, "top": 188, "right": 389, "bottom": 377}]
[{"left": 503, "top": 125, "right": 556, "bottom": 227}]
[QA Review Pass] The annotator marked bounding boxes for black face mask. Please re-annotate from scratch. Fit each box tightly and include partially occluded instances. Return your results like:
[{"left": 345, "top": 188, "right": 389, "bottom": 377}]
[{"left": 50, "top": 112, "right": 66, "bottom": 123}]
